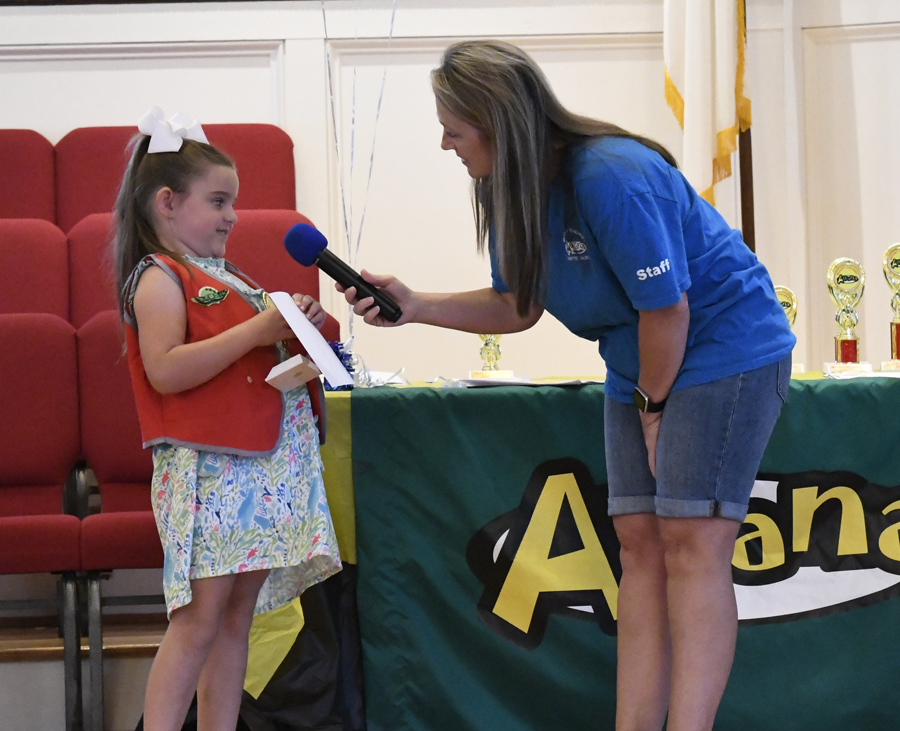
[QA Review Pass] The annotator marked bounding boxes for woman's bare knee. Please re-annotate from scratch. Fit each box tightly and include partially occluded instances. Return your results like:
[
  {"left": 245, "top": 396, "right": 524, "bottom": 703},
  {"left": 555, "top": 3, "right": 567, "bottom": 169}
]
[
  {"left": 659, "top": 517, "right": 740, "bottom": 576},
  {"left": 614, "top": 513, "right": 666, "bottom": 572}
]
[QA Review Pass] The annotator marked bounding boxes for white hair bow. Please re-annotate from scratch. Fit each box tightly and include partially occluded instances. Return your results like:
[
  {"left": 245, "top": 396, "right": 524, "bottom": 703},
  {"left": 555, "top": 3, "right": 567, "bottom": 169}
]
[{"left": 137, "top": 106, "right": 209, "bottom": 154}]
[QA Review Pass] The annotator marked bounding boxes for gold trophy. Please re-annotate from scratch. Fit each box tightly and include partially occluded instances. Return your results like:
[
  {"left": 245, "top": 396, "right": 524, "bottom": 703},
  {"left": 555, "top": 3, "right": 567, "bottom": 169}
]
[
  {"left": 882, "top": 244, "right": 900, "bottom": 371},
  {"left": 825, "top": 258, "right": 870, "bottom": 373},
  {"left": 774, "top": 285, "right": 804, "bottom": 373},
  {"left": 469, "top": 334, "right": 514, "bottom": 379}
]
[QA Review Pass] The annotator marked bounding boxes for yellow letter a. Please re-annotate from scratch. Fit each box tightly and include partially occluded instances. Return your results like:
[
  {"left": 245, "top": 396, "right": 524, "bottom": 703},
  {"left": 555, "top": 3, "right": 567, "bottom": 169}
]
[{"left": 492, "top": 473, "right": 619, "bottom": 633}]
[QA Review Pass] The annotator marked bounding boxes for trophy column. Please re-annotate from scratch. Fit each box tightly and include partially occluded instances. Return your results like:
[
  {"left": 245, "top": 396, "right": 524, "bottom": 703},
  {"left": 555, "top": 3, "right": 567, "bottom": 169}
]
[
  {"left": 825, "top": 258, "right": 871, "bottom": 373},
  {"left": 469, "top": 334, "right": 514, "bottom": 379},
  {"left": 883, "top": 244, "right": 900, "bottom": 371}
]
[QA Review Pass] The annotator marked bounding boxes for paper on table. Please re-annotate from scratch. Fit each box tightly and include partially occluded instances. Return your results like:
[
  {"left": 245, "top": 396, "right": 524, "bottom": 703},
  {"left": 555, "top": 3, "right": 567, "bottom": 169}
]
[
  {"left": 269, "top": 291, "right": 353, "bottom": 388},
  {"left": 825, "top": 370, "right": 900, "bottom": 379},
  {"left": 456, "top": 376, "right": 604, "bottom": 388}
]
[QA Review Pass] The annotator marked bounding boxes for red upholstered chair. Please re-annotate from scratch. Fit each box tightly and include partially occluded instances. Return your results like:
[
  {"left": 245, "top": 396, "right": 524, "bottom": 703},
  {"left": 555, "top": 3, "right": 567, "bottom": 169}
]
[
  {"left": 0, "top": 129, "right": 55, "bottom": 222},
  {"left": 0, "top": 219, "right": 69, "bottom": 319},
  {"left": 225, "top": 209, "right": 341, "bottom": 344},
  {"left": 76, "top": 310, "right": 160, "bottom": 731},
  {"left": 54, "top": 123, "right": 297, "bottom": 234},
  {"left": 0, "top": 313, "right": 83, "bottom": 731},
  {"left": 67, "top": 213, "right": 117, "bottom": 329}
]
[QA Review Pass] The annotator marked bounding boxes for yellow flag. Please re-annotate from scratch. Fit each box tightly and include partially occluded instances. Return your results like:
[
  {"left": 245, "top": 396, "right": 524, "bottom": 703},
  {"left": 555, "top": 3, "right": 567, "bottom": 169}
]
[
  {"left": 664, "top": 0, "right": 751, "bottom": 206},
  {"left": 243, "top": 597, "right": 305, "bottom": 699}
]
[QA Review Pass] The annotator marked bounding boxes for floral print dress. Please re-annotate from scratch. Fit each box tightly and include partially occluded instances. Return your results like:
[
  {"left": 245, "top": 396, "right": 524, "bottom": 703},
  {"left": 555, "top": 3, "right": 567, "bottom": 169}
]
[{"left": 133, "top": 255, "right": 342, "bottom": 617}]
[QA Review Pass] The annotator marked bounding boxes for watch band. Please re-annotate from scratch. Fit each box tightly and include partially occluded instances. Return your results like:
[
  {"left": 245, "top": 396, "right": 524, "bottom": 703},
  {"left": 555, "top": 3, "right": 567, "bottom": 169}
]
[{"left": 633, "top": 385, "right": 667, "bottom": 413}]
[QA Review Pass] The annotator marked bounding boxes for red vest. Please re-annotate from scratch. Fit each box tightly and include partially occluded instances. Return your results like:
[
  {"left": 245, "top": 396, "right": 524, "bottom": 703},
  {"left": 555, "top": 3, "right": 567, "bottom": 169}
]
[{"left": 125, "top": 255, "right": 285, "bottom": 456}]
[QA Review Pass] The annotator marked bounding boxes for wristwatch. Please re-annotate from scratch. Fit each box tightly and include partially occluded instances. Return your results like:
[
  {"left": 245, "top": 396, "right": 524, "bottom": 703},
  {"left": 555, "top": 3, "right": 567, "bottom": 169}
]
[{"left": 633, "top": 385, "right": 667, "bottom": 413}]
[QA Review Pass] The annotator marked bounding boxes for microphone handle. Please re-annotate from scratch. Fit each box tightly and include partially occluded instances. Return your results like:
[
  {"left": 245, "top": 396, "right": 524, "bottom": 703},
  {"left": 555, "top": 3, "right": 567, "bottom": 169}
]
[{"left": 315, "top": 250, "right": 403, "bottom": 323}]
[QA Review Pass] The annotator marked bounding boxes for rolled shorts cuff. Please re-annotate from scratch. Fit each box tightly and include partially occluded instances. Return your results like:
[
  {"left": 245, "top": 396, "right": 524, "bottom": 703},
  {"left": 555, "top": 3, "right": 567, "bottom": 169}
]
[
  {"left": 608, "top": 496, "right": 749, "bottom": 522},
  {"left": 655, "top": 497, "right": 748, "bottom": 522},
  {"left": 608, "top": 496, "right": 657, "bottom": 516}
]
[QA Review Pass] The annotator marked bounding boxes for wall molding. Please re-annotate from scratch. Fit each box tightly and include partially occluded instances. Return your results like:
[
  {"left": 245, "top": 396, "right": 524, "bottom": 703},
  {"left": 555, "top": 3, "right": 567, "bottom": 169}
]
[
  {"left": 326, "top": 32, "right": 663, "bottom": 61},
  {"left": 0, "top": 39, "right": 283, "bottom": 62},
  {"left": 0, "top": 39, "right": 287, "bottom": 128},
  {"left": 804, "top": 21, "right": 900, "bottom": 45}
]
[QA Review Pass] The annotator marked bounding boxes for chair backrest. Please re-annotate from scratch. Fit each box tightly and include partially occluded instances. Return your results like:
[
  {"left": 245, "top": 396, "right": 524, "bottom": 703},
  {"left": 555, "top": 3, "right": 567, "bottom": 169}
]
[
  {"left": 225, "top": 209, "right": 340, "bottom": 344},
  {"left": 0, "top": 314, "right": 79, "bottom": 517},
  {"left": 0, "top": 219, "right": 69, "bottom": 319},
  {"left": 67, "top": 213, "right": 117, "bottom": 329},
  {"left": 0, "top": 129, "right": 55, "bottom": 222},
  {"left": 77, "top": 310, "right": 153, "bottom": 513},
  {"left": 67, "top": 209, "right": 338, "bottom": 332},
  {"left": 224, "top": 209, "right": 319, "bottom": 298},
  {"left": 54, "top": 123, "right": 296, "bottom": 234}
]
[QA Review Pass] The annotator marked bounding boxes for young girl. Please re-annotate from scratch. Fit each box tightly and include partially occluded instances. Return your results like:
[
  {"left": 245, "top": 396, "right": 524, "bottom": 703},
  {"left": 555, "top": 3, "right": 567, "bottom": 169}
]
[{"left": 113, "top": 110, "right": 342, "bottom": 731}]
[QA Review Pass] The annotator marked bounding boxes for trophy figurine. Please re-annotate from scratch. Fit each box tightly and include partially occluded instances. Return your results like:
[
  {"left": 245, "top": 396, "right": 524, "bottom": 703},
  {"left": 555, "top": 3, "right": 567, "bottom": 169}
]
[
  {"left": 882, "top": 244, "right": 900, "bottom": 371},
  {"left": 469, "top": 334, "right": 514, "bottom": 378},
  {"left": 825, "top": 258, "right": 871, "bottom": 373},
  {"left": 774, "top": 285, "right": 804, "bottom": 373}
]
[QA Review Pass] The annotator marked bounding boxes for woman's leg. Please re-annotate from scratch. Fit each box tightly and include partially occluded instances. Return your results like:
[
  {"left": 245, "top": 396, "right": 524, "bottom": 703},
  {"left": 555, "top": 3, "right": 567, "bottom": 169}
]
[
  {"left": 660, "top": 516, "right": 742, "bottom": 731},
  {"left": 143, "top": 574, "right": 238, "bottom": 731},
  {"left": 196, "top": 569, "right": 270, "bottom": 731},
  {"left": 613, "top": 513, "right": 672, "bottom": 731}
]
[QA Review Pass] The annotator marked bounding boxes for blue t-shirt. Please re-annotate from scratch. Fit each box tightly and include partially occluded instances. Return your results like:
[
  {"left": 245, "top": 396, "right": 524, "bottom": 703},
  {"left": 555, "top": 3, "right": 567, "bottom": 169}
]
[{"left": 490, "top": 136, "right": 796, "bottom": 403}]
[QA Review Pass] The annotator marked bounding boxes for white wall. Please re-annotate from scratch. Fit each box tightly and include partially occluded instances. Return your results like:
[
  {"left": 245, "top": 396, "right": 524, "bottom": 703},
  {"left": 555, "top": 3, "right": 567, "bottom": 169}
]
[
  {"left": 4, "top": 1, "right": 900, "bottom": 727},
  {"left": 9, "top": 0, "right": 893, "bottom": 380}
]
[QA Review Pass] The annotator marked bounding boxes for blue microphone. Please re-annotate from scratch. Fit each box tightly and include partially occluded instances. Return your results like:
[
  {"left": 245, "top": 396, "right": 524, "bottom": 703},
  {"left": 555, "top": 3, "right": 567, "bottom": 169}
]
[{"left": 284, "top": 223, "right": 403, "bottom": 323}]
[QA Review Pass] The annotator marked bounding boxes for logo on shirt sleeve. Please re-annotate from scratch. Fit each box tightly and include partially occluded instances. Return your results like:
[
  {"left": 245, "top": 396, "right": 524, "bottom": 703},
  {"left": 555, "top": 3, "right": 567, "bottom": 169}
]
[
  {"left": 636, "top": 259, "right": 671, "bottom": 281},
  {"left": 564, "top": 229, "right": 589, "bottom": 261}
]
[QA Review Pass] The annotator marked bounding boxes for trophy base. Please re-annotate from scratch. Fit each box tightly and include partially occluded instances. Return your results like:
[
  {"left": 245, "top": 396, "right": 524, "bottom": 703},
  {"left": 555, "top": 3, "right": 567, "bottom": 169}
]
[
  {"left": 469, "top": 370, "right": 515, "bottom": 379},
  {"left": 834, "top": 337, "right": 859, "bottom": 363},
  {"left": 881, "top": 360, "right": 900, "bottom": 372},
  {"left": 823, "top": 361, "right": 872, "bottom": 375},
  {"left": 791, "top": 363, "right": 806, "bottom": 374}
]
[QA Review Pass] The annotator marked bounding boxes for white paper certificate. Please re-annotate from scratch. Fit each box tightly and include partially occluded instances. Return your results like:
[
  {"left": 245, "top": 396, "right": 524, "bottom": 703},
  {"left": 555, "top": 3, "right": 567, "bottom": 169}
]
[{"left": 269, "top": 291, "right": 354, "bottom": 388}]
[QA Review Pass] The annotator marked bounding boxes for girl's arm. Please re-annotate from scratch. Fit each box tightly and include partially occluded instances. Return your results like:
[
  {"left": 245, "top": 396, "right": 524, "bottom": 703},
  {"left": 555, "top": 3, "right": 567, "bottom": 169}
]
[
  {"left": 339, "top": 270, "right": 543, "bottom": 333},
  {"left": 133, "top": 266, "right": 297, "bottom": 395},
  {"left": 637, "top": 292, "right": 690, "bottom": 476}
]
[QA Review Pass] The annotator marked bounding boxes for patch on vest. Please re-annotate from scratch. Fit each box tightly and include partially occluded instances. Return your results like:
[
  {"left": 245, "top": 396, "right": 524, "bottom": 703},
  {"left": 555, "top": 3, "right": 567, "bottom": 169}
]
[{"left": 191, "top": 286, "right": 229, "bottom": 306}]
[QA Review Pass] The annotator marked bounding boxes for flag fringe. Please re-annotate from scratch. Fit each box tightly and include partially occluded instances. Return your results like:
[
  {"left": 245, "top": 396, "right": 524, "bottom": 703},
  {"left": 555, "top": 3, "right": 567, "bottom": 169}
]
[
  {"left": 665, "top": 68, "right": 685, "bottom": 130},
  {"left": 697, "top": 123, "right": 739, "bottom": 206},
  {"left": 715, "top": 124, "right": 738, "bottom": 178}
]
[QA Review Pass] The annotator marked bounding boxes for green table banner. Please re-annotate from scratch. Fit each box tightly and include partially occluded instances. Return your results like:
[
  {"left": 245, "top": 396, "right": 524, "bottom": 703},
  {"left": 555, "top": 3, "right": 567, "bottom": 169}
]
[{"left": 352, "top": 379, "right": 900, "bottom": 731}]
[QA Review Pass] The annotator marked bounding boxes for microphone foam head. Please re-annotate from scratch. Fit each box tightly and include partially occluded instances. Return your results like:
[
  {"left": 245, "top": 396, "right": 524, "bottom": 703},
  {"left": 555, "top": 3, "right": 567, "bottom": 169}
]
[{"left": 284, "top": 222, "right": 327, "bottom": 267}]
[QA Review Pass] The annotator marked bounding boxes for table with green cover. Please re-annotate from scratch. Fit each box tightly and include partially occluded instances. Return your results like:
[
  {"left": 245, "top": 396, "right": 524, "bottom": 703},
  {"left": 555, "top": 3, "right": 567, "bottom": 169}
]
[{"left": 330, "top": 377, "right": 900, "bottom": 731}]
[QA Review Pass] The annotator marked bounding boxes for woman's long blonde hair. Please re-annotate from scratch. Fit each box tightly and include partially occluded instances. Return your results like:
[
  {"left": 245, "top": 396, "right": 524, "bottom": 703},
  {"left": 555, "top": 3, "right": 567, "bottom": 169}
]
[
  {"left": 431, "top": 40, "right": 676, "bottom": 316},
  {"left": 112, "top": 135, "right": 235, "bottom": 312}
]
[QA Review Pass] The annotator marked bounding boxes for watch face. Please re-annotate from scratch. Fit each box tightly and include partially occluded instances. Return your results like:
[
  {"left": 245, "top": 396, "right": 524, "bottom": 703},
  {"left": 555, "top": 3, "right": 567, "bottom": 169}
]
[{"left": 633, "top": 388, "right": 648, "bottom": 411}]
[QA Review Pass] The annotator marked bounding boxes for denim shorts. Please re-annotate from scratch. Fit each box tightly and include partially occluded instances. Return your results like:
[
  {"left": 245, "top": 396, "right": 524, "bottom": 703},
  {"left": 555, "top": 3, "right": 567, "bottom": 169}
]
[{"left": 604, "top": 355, "right": 791, "bottom": 522}]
